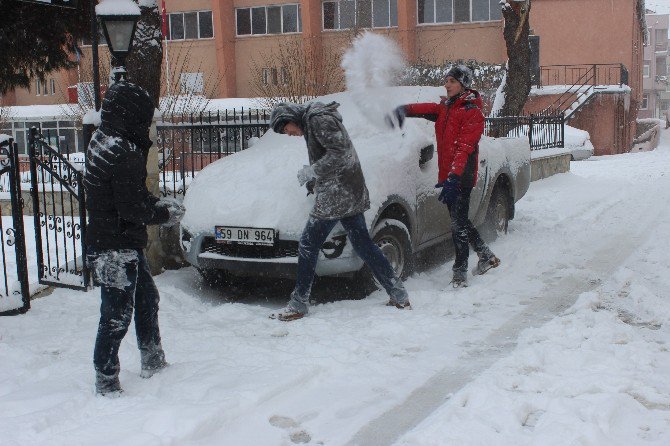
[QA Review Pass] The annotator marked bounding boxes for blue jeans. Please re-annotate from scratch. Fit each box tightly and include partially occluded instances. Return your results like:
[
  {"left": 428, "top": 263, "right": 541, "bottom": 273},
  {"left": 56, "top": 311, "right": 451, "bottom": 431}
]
[
  {"left": 288, "top": 213, "right": 409, "bottom": 313},
  {"left": 88, "top": 248, "right": 165, "bottom": 379}
]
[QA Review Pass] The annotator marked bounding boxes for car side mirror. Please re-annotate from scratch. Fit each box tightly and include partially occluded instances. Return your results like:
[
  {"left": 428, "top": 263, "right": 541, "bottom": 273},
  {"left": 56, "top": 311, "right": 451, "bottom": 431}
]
[{"left": 420, "top": 144, "right": 434, "bottom": 165}]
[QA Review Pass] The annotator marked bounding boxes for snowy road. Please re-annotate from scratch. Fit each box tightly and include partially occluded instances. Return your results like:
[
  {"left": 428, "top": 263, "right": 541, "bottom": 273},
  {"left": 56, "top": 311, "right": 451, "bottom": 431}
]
[{"left": 1, "top": 130, "right": 669, "bottom": 445}]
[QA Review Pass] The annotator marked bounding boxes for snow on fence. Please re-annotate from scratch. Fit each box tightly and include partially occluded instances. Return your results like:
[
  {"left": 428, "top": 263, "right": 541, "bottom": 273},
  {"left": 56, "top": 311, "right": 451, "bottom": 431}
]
[{"left": 0, "top": 153, "right": 85, "bottom": 195}]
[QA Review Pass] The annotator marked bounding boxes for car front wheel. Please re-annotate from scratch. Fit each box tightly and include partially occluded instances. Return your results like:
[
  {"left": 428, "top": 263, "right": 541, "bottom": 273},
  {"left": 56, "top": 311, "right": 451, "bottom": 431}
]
[{"left": 354, "top": 219, "right": 413, "bottom": 295}]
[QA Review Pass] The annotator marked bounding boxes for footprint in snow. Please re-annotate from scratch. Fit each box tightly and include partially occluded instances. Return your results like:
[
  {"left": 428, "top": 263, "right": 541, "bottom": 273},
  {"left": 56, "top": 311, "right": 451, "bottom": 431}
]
[{"left": 269, "top": 415, "right": 314, "bottom": 444}]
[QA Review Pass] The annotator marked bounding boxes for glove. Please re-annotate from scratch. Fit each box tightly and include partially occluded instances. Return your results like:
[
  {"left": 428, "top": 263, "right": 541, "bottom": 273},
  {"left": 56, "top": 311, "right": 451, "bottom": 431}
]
[
  {"left": 435, "top": 174, "right": 461, "bottom": 206},
  {"left": 305, "top": 178, "right": 316, "bottom": 196},
  {"left": 384, "top": 106, "right": 406, "bottom": 129},
  {"left": 297, "top": 165, "right": 316, "bottom": 186},
  {"left": 156, "top": 197, "right": 185, "bottom": 227}
]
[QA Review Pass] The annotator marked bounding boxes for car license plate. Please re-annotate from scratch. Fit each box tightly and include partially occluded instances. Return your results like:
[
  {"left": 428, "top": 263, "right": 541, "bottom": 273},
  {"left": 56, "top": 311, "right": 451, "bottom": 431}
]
[{"left": 214, "top": 226, "right": 275, "bottom": 245}]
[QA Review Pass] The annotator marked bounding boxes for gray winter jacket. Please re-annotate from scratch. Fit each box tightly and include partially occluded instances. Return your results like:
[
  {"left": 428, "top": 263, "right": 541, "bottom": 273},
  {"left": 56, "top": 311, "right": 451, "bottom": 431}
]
[{"left": 272, "top": 101, "right": 370, "bottom": 220}]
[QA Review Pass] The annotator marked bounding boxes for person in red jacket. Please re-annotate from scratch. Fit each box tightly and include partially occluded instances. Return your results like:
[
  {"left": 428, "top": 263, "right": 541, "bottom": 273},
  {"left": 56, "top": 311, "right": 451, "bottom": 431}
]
[{"left": 389, "top": 65, "right": 500, "bottom": 287}]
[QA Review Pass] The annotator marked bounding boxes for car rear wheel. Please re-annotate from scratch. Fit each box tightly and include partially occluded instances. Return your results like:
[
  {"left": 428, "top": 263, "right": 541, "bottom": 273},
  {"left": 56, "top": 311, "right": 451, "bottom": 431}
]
[
  {"left": 354, "top": 219, "right": 413, "bottom": 295},
  {"left": 483, "top": 186, "right": 510, "bottom": 241}
]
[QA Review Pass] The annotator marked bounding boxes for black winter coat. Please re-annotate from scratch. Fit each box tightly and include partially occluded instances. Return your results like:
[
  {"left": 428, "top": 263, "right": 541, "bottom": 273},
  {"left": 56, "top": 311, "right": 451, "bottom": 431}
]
[{"left": 84, "top": 82, "right": 169, "bottom": 250}]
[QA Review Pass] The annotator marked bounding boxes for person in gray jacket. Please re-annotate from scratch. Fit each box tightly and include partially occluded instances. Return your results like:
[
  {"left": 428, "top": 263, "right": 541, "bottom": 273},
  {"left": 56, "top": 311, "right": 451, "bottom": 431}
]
[{"left": 269, "top": 101, "right": 411, "bottom": 321}]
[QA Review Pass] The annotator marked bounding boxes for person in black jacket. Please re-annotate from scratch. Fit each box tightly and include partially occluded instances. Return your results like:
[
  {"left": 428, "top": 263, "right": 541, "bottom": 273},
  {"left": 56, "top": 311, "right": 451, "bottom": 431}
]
[{"left": 84, "top": 81, "right": 184, "bottom": 396}]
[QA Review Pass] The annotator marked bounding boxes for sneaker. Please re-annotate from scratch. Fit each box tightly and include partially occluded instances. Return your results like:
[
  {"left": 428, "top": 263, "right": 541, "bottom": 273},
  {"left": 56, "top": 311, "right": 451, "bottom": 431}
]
[
  {"left": 386, "top": 300, "right": 412, "bottom": 310},
  {"left": 95, "top": 371, "right": 122, "bottom": 396},
  {"left": 472, "top": 254, "right": 500, "bottom": 276},
  {"left": 269, "top": 306, "right": 305, "bottom": 322},
  {"left": 451, "top": 270, "right": 468, "bottom": 288}
]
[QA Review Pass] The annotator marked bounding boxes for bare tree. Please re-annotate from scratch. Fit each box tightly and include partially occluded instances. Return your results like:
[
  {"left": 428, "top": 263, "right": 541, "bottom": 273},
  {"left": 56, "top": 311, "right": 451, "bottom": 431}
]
[
  {"left": 496, "top": 0, "right": 532, "bottom": 118},
  {"left": 126, "top": 0, "right": 163, "bottom": 106},
  {"left": 249, "top": 37, "right": 346, "bottom": 108},
  {"left": 158, "top": 43, "right": 224, "bottom": 117},
  {"left": 58, "top": 52, "right": 112, "bottom": 122}
]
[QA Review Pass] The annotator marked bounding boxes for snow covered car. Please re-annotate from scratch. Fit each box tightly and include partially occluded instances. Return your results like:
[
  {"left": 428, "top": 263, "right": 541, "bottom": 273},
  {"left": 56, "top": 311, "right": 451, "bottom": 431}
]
[{"left": 180, "top": 86, "right": 531, "bottom": 284}]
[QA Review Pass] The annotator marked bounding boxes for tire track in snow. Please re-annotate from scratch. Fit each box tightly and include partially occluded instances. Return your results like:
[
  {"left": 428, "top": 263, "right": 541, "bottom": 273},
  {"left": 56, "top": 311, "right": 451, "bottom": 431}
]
[{"left": 345, "top": 190, "right": 664, "bottom": 446}]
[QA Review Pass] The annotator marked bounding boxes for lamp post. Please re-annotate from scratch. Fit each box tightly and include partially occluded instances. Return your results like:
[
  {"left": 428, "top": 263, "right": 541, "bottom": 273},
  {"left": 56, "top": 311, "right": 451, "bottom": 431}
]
[{"left": 96, "top": 0, "right": 141, "bottom": 83}]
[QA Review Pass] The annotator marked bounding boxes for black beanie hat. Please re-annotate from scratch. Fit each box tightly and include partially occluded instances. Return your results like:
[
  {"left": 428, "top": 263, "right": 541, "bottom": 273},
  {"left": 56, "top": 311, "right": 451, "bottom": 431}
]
[{"left": 445, "top": 65, "right": 474, "bottom": 89}]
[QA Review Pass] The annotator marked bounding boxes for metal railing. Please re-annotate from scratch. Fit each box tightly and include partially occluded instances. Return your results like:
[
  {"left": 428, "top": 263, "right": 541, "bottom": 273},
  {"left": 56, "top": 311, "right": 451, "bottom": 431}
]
[
  {"left": 538, "top": 63, "right": 627, "bottom": 88},
  {"left": 157, "top": 108, "right": 270, "bottom": 197},
  {"left": 539, "top": 63, "right": 628, "bottom": 118},
  {"left": 156, "top": 108, "right": 564, "bottom": 197},
  {"left": 485, "top": 111, "right": 565, "bottom": 151}
]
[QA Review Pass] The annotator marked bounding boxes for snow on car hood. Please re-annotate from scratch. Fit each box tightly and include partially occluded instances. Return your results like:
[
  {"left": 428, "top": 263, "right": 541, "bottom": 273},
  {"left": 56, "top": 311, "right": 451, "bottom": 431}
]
[{"left": 182, "top": 86, "right": 449, "bottom": 238}]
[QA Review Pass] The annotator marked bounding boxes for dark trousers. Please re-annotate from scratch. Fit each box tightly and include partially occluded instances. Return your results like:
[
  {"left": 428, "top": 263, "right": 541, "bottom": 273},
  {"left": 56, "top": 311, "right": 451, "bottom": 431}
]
[
  {"left": 448, "top": 187, "right": 490, "bottom": 273},
  {"left": 89, "top": 248, "right": 164, "bottom": 378},
  {"left": 289, "top": 213, "right": 408, "bottom": 313}
]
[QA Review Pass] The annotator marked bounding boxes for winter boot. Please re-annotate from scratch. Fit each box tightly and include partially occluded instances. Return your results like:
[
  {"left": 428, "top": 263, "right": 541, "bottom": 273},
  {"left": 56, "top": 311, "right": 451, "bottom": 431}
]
[
  {"left": 386, "top": 300, "right": 412, "bottom": 310},
  {"left": 451, "top": 270, "right": 468, "bottom": 288},
  {"left": 472, "top": 252, "right": 500, "bottom": 276},
  {"left": 140, "top": 347, "right": 169, "bottom": 379},
  {"left": 269, "top": 306, "right": 305, "bottom": 322},
  {"left": 95, "top": 371, "right": 122, "bottom": 397}
]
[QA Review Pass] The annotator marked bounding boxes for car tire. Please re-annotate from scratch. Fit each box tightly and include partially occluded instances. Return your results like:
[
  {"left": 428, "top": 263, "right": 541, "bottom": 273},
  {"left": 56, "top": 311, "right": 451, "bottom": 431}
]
[
  {"left": 354, "top": 219, "right": 413, "bottom": 295},
  {"left": 482, "top": 186, "right": 510, "bottom": 241}
]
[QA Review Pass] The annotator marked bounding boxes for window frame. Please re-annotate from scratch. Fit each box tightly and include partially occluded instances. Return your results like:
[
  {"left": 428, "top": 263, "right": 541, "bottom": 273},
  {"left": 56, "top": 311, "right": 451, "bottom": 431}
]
[
  {"left": 167, "top": 10, "right": 215, "bottom": 40},
  {"left": 322, "top": 0, "right": 398, "bottom": 31},
  {"left": 641, "top": 93, "right": 649, "bottom": 110},
  {"left": 236, "top": 4, "right": 302, "bottom": 37},
  {"left": 416, "top": 0, "right": 501, "bottom": 25},
  {"left": 643, "top": 63, "right": 650, "bottom": 78}
]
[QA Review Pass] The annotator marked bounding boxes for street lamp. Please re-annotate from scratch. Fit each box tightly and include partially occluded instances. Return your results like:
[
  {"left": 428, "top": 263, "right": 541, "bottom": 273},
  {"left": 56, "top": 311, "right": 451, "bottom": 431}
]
[{"left": 96, "top": 0, "right": 141, "bottom": 82}]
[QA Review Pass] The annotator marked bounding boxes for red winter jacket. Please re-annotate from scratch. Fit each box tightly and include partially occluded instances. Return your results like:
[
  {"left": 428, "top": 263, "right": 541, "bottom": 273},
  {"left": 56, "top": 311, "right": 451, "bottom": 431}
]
[{"left": 403, "top": 89, "right": 485, "bottom": 187}]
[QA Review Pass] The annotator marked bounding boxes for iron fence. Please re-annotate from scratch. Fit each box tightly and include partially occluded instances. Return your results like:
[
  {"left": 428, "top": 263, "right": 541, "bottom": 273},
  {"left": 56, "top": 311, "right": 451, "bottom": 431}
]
[
  {"left": 157, "top": 108, "right": 270, "bottom": 197},
  {"left": 485, "top": 111, "right": 565, "bottom": 151},
  {"left": 538, "top": 63, "right": 627, "bottom": 88},
  {"left": 156, "top": 108, "right": 564, "bottom": 197}
]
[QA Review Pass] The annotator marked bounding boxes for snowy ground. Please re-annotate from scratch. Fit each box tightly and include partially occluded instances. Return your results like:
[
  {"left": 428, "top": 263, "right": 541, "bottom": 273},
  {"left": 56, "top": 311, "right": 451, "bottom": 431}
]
[{"left": 1, "top": 130, "right": 670, "bottom": 445}]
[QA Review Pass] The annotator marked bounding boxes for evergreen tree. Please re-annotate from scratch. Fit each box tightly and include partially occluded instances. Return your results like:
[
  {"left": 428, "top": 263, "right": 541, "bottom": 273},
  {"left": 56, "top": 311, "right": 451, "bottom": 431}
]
[{"left": 0, "top": 0, "right": 92, "bottom": 94}]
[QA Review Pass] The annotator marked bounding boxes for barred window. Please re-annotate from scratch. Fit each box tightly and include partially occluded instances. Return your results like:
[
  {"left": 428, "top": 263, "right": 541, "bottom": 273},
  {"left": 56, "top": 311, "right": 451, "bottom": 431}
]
[
  {"left": 236, "top": 4, "right": 302, "bottom": 36},
  {"left": 323, "top": 0, "right": 398, "bottom": 30}
]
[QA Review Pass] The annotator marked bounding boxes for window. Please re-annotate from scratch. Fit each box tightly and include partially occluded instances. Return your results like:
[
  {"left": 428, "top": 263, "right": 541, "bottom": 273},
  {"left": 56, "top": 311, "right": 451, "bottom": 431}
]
[
  {"left": 236, "top": 4, "right": 302, "bottom": 36},
  {"left": 641, "top": 94, "right": 648, "bottom": 110},
  {"left": 261, "top": 67, "right": 288, "bottom": 86},
  {"left": 199, "top": 11, "right": 214, "bottom": 38},
  {"left": 417, "top": 0, "right": 500, "bottom": 24},
  {"left": 35, "top": 79, "right": 42, "bottom": 96},
  {"left": 50, "top": 79, "right": 56, "bottom": 95},
  {"left": 3, "top": 120, "right": 83, "bottom": 154},
  {"left": 170, "top": 13, "right": 184, "bottom": 39},
  {"left": 655, "top": 29, "right": 666, "bottom": 44},
  {"left": 656, "top": 58, "right": 667, "bottom": 77},
  {"left": 280, "top": 67, "right": 289, "bottom": 85},
  {"left": 237, "top": 8, "right": 251, "bottom": 35},
  {"left": 323, "top": 0, "right": 397, "bottom": 30},
  {"left": 643, "top": 63, "right": 650, "bottom": 78},
  {"left": 167, "top": 10, "right": 214, "bottom": 40},
  {"left": 180, "top": 72, "right": 204, "bottom": 94}
]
